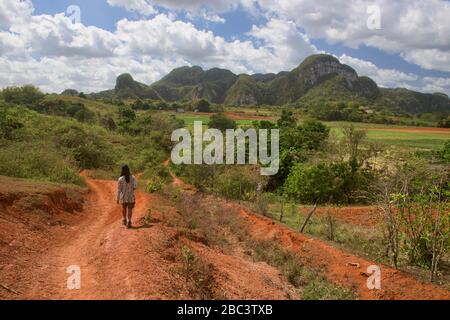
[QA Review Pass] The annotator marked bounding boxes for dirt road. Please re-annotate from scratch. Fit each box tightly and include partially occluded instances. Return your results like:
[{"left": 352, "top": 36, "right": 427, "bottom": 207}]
[
  {"left": 2, "top": 173, "right": 449, "bottom": 300},
  {"left": 8, "top": 176, "right": 295, "bottom": 300},
  {"left": 19, "top": 178, "right": 177, "bottom": 299}
]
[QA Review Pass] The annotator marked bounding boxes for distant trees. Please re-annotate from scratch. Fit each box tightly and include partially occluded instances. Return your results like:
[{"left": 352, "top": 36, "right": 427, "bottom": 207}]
[
  {"left": 277, "top": 109, "right": 297, "bottom": 128},
  {"left": 31, "top": 99, "right": 95, "bottom": 123},
  {"left": 0, "top": 106, "right": 23, "bottom": 140},
  {"left": 441, "top": 140, "right": 450, "bottom": 163},
  {"left": 438, "top": 116, "right": 450, "bottom": 128},
  {"left": 208, "top": 113, "right": 236, "bottom": 132},
  {"left": 1, "top": 85, "right": 44, "bottom": 105},
  {"left": 196, "top": 99, "right": 211, "bottom": 112},
  {"left": 283, "top": 125, "right": 375, "bottom": 204}
]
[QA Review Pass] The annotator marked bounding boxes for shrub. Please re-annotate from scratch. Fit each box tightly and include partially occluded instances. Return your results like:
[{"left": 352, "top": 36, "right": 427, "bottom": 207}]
[
  {"left": 1, "top": 85, "right": 44, "bottom": 105},
  {"left": 284, "top": 163, "right": 336, "bottom": 204},
  {"left": 208, "top": 113, "right": 236, "bottom": 132},
  {"left": 31, "top": 99, "right": 94, "bottom": 123},
  {"left": 441, "top": 140, "right": 450, "bottom": 163},
  {"left": 0, "top": 143, "right": 83, "bottom": 185},
  {"left": 54, "top": 123, "right": 115, "bottom": 170},
  {"left": 214, "top": 166, "right": 261, "bottom": 200},
  {"left": 146, "top": 177, "right": 163, "bottom": 193},
  {"left": 0, "top": 106, "right": 23, "bottom": 140},
  {"left": 283, "top": 161, "right": 372, "bottom": 204},
  {"left": 196, "top": 99, "right": 211, "bottom": 112}
]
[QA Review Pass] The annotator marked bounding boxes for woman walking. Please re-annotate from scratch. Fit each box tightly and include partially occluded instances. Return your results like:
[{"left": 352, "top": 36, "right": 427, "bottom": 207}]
[{"left": 117, "top": 165, "right": 138, "bottom": 229}]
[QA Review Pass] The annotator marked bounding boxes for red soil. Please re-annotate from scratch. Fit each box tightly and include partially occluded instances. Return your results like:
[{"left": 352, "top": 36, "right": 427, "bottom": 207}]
[
  {"left": 306, "top": 206, "right": 379, "bottom": 227},
  {"left": 370, "top": 127, "right": 450, "bottom": 134},
  {"left": 235, "top": 206, "right": 450, "bottom": 300},
  {"left": 1, "top": 172, "right": 448, "bottom": 300},
  {"left": 0, "top": 175, "right": 296, "bottom": 300},
  {"left": 167, "top": 170, "right": 450, "bottom": 300}
]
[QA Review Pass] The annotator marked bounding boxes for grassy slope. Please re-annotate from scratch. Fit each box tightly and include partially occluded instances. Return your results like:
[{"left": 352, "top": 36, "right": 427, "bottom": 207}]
[{"left": 0, "top": 96, "right": 169, "bottom": 186}]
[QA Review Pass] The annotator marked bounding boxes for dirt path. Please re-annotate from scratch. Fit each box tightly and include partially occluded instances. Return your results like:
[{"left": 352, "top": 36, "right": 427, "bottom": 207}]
[
  {"left": 10, "top": 175, "right": 295, "bottom": 300},
  {"left": 4, "top": 169, "right": 448, "bottom": 300},
  {"left": 20, "top": 177, "right": 178, "bottom": 299}
]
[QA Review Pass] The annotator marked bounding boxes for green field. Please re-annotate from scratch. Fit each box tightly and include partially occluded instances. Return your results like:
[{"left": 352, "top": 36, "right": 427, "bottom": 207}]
[{"left": 174, "top": 112, "right": 450, "bottom": 151}]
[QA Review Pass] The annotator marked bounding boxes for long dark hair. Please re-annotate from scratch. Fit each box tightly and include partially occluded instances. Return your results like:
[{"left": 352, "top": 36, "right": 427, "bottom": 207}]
[{"left": 121, "top": 165, "right": 131, "bottom": 183}]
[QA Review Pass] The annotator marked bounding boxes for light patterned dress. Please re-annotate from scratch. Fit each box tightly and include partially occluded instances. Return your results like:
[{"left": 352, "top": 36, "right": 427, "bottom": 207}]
[{"left": 117, "top": 175, "right": 138, "bottom": 204}]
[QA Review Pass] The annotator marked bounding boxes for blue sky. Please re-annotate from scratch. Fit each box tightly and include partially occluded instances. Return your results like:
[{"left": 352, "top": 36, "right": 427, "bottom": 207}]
[{"left": 1, "top": 0, "right": 449, "bottom": 94}]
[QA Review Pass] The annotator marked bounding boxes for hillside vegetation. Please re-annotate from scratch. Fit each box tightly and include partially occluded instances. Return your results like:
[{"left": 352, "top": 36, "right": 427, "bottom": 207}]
[
  {"left": 0, "top": 89, "right": 182, "bottom": 186},
  {"left": 85, "top": 54, "right": 450, "bottom": 121}
]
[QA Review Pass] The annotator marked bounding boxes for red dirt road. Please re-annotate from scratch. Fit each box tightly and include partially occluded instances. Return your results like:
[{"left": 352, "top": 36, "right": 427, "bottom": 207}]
[
  {"left": 2, "top": 172, "right": 449, "bottom": 300},
  {"left": 2, "top": 176, "right": 296, "bottom": 300},
  {"left": 19, "top": 178, "right": 177, "bottom": 299}
]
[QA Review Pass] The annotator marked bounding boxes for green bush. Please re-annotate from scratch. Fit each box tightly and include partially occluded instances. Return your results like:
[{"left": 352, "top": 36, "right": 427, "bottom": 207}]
[
  {"left": 54, "top": 123, "right": 115, "bottom": 169},
  {"left": 208, "top": 113, "right": 236, "bottom": 132},
  {"left": 196, "top": 99, "right": 211, "bottom": 112},
  {"left": 146, "top": 177, "right": 164, "bottom": 193},
  {"left": 0, "top": 105, "right": 23, "bottom": 140},
  {"left": 30, "top": 99, "right": 94, "bottom": 123},
  {"left": 214, "top": 166, "right": 260, "bottom": 200},
  {"left": 441, "top": 140, "right": 450, "bottom": 163},
  {"left": 283, "top": 161, "right": 371, "bottom": 204},
  {"left": 1, "top": 85, "right": 44, "bottom": 105},
  {"left": 0, "top": 143, "right": 83, "bottom": 185}
]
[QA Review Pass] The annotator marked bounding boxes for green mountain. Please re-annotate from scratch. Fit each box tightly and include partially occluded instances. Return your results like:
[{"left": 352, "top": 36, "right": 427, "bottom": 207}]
[
  {"left": 224, "top": 74, "right": 266, "bottom": 106},
  {"left": 150, "top": 66, "right": 237, "bottom": 103},
  {"left": 86, "top": 54, "right": 450, "bottom": 115}
]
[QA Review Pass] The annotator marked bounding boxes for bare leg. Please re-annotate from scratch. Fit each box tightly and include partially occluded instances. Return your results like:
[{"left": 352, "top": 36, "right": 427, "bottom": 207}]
[
  {"left": 127, "top": 206, "right": 133, "bottom": 227},
  {"left": 122, "top": 205, "right": 127, "bottom": 225}
]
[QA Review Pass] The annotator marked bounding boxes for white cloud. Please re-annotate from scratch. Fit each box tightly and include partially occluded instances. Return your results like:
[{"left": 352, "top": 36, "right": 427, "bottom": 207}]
[
  {"left": 339, "top": 54, "right": 418, "bottom": 88},
  {"left": 153, "top": 0, "right": 241, "bottom": 12},
  {"left": 106, "top": 0, "right": 157, "bottom": 15},
  {"left": 422, "top": 77, "right": 450, "bottom": 96},
  {"left": 106, "top": 0, "right": 247, "bottom": 23},
  {"left": 10, "top": 13, "right": 121, "bottom": 58},
  {"left": 402, "top": 49, "right": 450, "bottom": 73},
  {"left": 0, "top": 2, "right": 317, "bottom": 92},
  {"left": 0, "top": 55, "right": 186, "bottom": 93},
  {"left": 248, "top": 18, "right": 318, "bottom": 72},
  {"left": 105, "top": 0, "right": 450, "bottom": 73},
  {"left": 0, "top": 0, "right": 449, "bottom": 96},
  {"left": 0, "top": 0, "right": 33, "bottom": 28},
  {"left": 255, "top": 0, "right": 450, "bottom": 72}
]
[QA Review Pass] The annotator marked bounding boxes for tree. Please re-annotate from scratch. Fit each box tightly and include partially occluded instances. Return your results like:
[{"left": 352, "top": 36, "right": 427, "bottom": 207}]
[
  {"left": 376, "top": 158, "right": 450, "bottom": 281},
  {"left": 438, "top": 116, "right": 450, "bottom": 128},
  {"left": 118, "top": 106, "right": 136, "bottom": 122},
  {"left": 208, "top": 113, "right": 236, "bottom": 132},
  {"left": 441, "top": 140, "right": 450, "bottom": 163},
  {"left": 0, "top": 107, "right": 23, "bottom": 140},
  {"left": 196, "top": 99, "right": 211, "bottom": 112},
  {"left": 1, "top": 85, "right": 44, "bottom": 105},
  {"left": 279, "top": 119, "right": 329, "bottom": 153},
  {"left": 283, "top": 163, "right": 338, "bottom": 204},
  {"left": 277, "top": 109, "right": 296, "bottom": 128},
  {"left": 341, "top": 125, "right": 368, "bottom": 170}
]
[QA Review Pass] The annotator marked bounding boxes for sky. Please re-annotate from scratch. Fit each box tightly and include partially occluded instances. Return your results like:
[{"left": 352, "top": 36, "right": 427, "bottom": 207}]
[{"left": 0, "top": 0, "right": 450, "bottom": 95}]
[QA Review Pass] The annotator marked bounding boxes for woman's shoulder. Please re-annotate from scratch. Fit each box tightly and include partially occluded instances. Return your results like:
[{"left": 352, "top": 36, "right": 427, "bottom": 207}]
[{"left": 118, "top": 176, "right": 125, "bottom": 182}]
